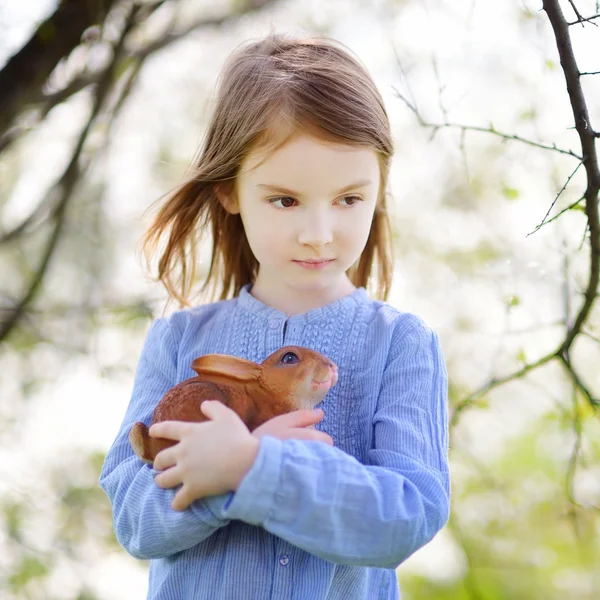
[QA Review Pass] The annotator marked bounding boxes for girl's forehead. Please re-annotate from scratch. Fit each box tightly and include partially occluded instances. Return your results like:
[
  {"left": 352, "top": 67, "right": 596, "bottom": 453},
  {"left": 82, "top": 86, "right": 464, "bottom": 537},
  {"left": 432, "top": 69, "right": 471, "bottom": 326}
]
[{"left": 241, "top": 130, "right": 379, "bottom": 177}]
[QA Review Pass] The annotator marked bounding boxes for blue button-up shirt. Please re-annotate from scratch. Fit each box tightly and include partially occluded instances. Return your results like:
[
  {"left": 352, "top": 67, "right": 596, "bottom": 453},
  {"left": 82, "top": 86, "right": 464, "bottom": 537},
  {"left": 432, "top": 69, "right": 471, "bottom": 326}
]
[{"left": 99, "top": 284, "right": 450, "bottom": 599}]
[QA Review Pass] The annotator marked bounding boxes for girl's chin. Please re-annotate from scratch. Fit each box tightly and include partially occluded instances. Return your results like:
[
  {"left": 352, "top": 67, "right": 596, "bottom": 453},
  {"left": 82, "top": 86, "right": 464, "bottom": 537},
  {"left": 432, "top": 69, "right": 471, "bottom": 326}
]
[{"left": 253, "top": 269, "right": 354, "bottom": 294}]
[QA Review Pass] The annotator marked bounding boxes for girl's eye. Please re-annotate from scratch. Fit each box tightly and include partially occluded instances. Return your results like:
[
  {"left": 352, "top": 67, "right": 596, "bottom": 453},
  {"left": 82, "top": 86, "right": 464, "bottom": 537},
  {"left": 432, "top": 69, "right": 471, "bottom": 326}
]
[
  {"left": 338, "top": 195, "right": 361, "bottom": 206},
  {"left": 280, "top": 351, "right": 300, "bottom": 365},
  {"left": 270, "top": 197, "right": 297, "bottom": 208},
  {"left": 269, "top": 195, "right": 362, "bottom": 208}
]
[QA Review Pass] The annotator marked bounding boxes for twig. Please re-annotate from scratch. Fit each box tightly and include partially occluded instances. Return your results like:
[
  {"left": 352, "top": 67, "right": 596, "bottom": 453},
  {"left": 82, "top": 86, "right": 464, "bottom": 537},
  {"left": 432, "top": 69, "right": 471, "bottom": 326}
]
[
  {"left": 527, "top": 160, "right": 585, "bottom": 236},
  {"left": 394, "top": 88, "right": 583, "bottom": 160},
  {"left": 580, "top": 71, "right": 600, "bottom": 76},
  {"left": 582, "top": 329, "right": 600, "bottom": 344},
  {"left": 567, "top": 13, "right": 600, "bottom": 25},
  {"left": 450, "top": 351, "right": 557, "bottom": 427},
  {"left": 529, "top": 197, "right": 585, "bottom": 235},
  {"left": 558, "top": 353, "right": 600, "bottom": 410},
  {"left": 565, "top": 383, "right": 583, "bottom": 539},
  {"left": 567, "top": 0, "right": 586, "bottom": 23}
]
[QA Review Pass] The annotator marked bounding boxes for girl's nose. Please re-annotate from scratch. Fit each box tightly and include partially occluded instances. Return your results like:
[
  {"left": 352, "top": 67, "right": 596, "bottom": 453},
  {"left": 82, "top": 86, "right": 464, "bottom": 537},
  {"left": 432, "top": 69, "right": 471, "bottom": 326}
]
[{"left": 297, "top": 213, "right": 334, "bottom": 248}]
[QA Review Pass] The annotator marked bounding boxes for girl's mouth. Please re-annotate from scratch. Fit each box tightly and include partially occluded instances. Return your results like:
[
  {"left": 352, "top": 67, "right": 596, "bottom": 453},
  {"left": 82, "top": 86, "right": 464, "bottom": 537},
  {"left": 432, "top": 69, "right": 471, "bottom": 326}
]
[{"left": 293, "top": 259, "right": 335, "bottom": 270}]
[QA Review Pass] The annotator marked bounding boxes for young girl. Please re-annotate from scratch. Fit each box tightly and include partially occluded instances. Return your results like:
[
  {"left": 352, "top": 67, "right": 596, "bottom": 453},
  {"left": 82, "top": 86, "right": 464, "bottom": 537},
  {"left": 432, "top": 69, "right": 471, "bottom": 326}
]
[{"left": 100, "top": 33, "right": 449, "bottom": 600}]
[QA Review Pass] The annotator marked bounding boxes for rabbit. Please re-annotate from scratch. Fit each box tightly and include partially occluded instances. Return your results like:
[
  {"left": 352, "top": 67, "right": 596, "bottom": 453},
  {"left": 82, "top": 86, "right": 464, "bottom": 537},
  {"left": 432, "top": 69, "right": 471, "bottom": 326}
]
[{"left": 129, "top": 345, "right": 338, "bottom": 463}]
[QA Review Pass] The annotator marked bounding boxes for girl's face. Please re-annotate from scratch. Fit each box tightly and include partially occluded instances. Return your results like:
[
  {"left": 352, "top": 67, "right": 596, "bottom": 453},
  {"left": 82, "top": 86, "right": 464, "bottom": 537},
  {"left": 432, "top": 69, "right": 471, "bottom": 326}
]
[{"left": 225, "top": 132, "right": 381, "bottom": 312}]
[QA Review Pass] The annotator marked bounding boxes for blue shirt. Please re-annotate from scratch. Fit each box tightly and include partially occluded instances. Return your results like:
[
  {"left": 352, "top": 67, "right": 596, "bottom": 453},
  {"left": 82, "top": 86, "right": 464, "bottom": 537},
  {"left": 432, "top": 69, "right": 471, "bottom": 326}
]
[{"left": 99, "top": 284, "right": 450, "bottom": 599}]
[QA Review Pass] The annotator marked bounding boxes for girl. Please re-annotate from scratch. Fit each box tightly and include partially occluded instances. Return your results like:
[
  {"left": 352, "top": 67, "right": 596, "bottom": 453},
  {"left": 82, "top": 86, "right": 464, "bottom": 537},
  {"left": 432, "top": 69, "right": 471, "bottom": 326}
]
[{"left": 100, "top": 33, "right": 449, "bottom": 600}]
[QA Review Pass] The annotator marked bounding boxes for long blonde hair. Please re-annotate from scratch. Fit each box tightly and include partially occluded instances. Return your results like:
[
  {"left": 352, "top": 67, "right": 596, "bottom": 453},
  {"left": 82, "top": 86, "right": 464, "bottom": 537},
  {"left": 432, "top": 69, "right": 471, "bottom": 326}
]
[{"left": 141, "top": 33, "right": 395, "bottom": 306}]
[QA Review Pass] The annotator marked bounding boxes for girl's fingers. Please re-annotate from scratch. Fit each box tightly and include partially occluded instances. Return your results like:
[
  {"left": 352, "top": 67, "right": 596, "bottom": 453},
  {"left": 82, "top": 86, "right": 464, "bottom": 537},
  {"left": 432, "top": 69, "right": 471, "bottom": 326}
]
[
  {"left": 152, "top": 446, "right": 177, "bottom": 471},
  {"left": 267, "top": 428, "right": 333, "bottom": 445},
  {"left": 293, "top": 408, "right": 325, "bottom": 426},
  {"left": 269, "top": 409, "right": 324, "bottom": 429},
  {"left": 154, "top": 465, "right": 183, "bottom": 490},
  {"left": 310, "top": 431, "right": 333, "bottom": 445},
  {"left": 172, "top": 485, "right": 194, "bottom": 512},
  {"left": 200, "top": 400, "right": 233, "bottom": 419},
  {"left": 149, "top": 421, "right": 187, "bottom": 440}
]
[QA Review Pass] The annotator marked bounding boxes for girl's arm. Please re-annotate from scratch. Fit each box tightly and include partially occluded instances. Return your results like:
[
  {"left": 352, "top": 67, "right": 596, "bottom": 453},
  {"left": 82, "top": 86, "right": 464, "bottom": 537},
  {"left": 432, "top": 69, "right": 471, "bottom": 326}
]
[
  {"left": 209, "top": 316, "right": 450, "bottom": 569},
  {"left": 99, "top": 318, "right": 231, "bottom": 560}
]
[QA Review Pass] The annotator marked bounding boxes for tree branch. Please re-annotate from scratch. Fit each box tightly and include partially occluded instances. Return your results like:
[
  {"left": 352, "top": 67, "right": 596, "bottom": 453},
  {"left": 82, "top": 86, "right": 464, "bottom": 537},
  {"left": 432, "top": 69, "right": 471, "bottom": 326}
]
[
  {"left": 527, "top": 160, "right": 585, "bottom": 236},
  {"left": 450, "top": 351, "right": 557, "bottom": 427},
  {"left": 0, "top": 3, "right": 140, "bottom": 342},
  {"left": 567, "top": 13, "right": 600, "bottom": 25},
  {"left": 543, "top": 0, "right": 600, "bottom": 357},
  {"left": 558, "top": 353, "right": 600, "bottom": 410},
  {"left": 394, "top": 88, "right": 583, "bottom": 159},
  {"left": 0, "top": 0, "right": 119, "bottom": 140},
  {"left": 566, "top": 0, "right": 586, "bottom": 23},
  {"left": 0, "top": 0, "right": 280, "bottom": 157}
]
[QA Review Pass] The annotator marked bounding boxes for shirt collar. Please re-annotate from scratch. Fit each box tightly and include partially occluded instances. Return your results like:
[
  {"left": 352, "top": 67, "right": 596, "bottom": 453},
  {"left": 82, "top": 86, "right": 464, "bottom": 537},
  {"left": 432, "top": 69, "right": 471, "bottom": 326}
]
[{"left": 236, "top": 283, "right": 368, "bottom": 324}]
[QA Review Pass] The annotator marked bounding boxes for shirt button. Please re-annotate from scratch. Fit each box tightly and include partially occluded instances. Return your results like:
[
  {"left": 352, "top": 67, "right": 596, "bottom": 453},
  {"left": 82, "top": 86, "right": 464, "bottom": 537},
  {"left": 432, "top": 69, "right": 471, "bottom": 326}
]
[
  {"left": 279, "top": 555, "right": 289, "bottom": 566},
  {"left": 269, "top": 320, "right": 280, "bottom": 330}
]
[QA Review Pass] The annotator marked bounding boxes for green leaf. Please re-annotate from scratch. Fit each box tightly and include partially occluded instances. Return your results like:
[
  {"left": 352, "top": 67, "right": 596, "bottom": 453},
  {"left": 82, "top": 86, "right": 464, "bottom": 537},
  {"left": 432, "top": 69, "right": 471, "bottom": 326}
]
[
  {"left": 8, "top": 556, "right": 50, "bottom": 591},
  {"left": 502, "top": 185, "right": 520, "bottom": 200},
  {"left": 473, "top": 397, "right": 490, "bottom": 409},
  {"left": 519, "top": 109, "right": 537, "bottom": 121}
]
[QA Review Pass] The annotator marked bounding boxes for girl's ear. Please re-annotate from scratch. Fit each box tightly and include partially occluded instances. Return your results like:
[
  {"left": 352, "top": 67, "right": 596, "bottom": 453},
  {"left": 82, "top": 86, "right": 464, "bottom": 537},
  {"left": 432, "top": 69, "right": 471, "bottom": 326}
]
[
  {"left": 191, "top": 355, "right": 260, "bottom": 383},
  {"left": 215, "top": 182, "right": 240, "bottom": 215}
]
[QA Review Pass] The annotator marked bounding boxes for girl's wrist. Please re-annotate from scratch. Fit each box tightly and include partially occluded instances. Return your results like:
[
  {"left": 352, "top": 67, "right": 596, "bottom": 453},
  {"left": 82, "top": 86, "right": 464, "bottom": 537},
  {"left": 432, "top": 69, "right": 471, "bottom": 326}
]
[{"left": 230, "top": 434, "right": 260, "bottom": 491}]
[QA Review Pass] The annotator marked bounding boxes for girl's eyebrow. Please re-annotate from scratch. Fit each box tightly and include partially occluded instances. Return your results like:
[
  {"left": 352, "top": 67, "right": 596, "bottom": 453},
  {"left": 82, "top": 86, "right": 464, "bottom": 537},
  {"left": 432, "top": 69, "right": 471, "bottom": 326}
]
[{"left": 256, "top": 178, "right": 373, "bottom": 196}]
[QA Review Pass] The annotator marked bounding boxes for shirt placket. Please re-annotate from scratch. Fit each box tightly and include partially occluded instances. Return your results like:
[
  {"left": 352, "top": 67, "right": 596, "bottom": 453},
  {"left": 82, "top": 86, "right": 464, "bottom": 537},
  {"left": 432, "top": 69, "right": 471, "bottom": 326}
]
[
  {"left": 266, "top": 317, "right": 286, "bottom": 351},
  {"left": 270, "top": 540, "right": 295, "bottom": 600}
]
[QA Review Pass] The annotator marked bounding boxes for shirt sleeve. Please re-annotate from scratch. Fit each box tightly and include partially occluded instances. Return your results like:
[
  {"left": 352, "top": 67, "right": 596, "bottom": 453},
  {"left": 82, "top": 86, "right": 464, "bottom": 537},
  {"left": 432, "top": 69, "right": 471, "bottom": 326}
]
[
  {"left": 98, "top": 317, "right": 231, "bottom": 560},
  {"left": 212, "top": 317, "right": 450, "bottom": 568}
]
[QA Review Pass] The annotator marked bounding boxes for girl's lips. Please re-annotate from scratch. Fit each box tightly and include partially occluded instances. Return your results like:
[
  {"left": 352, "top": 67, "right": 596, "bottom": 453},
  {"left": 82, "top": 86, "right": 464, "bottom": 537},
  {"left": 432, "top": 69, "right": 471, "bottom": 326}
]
[{"left": 293, "top": 259, "right": 335, "bottom": 270}]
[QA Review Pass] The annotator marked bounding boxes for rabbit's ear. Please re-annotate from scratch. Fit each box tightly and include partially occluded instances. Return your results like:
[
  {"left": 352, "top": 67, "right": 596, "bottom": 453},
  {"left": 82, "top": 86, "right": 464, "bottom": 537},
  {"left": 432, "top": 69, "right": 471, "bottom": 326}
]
[{"left": 191, "top": 354, "right": 261, "bottom": 383}]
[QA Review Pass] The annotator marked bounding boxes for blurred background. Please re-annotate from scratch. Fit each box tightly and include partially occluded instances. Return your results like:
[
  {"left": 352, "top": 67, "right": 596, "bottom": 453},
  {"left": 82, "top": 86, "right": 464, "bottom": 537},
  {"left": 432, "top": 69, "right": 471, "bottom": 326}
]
[{"left": 1, "top": 0, "right": 599, "bottom": 598}]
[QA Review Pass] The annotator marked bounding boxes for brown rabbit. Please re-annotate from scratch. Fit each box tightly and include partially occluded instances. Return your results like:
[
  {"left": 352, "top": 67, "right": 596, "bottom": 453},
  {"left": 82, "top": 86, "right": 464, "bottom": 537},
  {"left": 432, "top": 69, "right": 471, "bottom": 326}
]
[{"left": 129, "top": 345, "right": 338, "bottom": 463}]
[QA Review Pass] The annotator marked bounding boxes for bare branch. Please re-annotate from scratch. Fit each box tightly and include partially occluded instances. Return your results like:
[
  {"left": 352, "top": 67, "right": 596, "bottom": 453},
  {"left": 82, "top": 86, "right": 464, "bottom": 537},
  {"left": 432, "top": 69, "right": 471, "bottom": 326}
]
[
  {"left": 450, "top": 351, "right": 557, "bottom": 427},
  {"left": 567, "top": 13, "right": 600, "bottom": 25},
  {"left": 543, "top": 0, "right": 600, "bottom": 357},
  {"left": 567, "top": 0, "right": 586, "bottom": 23},
  {"left": 527, "top": 161, "right": 585, "bottom": 236},
  {"left": 564, "top": 385, "right": 593, "bottom": 519},
  {"left": 529, "top": 196, "right": 585, "bottom": 234},
  {"left": 582, "top": 329, "right": 600, "bottom": 344},
  {"left": 580, "top": 71, "right": 600, "bottom": 76},
  {"left": 558, "top": 353, "right": 600, "bottom": 410},
  {"left": 0, "top": 4, "right": 141, "bottom": 342},
  {"left": 0, "top": 73, "right": 98, "bottom": 154},
  {"left": 566, "top": 390, "right": 582, "bottom": 534},
  {"left": 0, "top": 0, "right": 280, "bottom": 157},
  {"left": 0, "top": 0, "right": 119, "bottom": 139},
  {"left": 394, "top": 88, "right": 583, "bottom": 159}
]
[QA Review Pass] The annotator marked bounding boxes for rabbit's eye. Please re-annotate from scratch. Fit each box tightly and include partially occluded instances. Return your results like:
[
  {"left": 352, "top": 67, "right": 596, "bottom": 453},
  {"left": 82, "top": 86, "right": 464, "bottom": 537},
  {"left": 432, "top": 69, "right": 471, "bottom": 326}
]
[{"left": 280, "top": 351, "right": 299, "bottom": 365}]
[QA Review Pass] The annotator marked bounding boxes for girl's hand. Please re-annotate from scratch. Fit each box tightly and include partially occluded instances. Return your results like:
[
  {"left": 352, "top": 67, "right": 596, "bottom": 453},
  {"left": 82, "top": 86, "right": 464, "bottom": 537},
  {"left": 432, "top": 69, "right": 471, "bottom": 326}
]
[
  {"left": 149, "top": 401, "right": 259, "bottom": 511},
  {"left": 252, "top": 409, "right": 333, "bottom": 445}
]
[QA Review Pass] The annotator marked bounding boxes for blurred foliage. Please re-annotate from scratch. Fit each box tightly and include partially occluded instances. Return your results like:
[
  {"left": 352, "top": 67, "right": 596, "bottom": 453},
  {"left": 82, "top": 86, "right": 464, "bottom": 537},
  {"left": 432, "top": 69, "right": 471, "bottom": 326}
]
[{"left": 1, "top": 0, "right": 599, "bottom": 599}]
